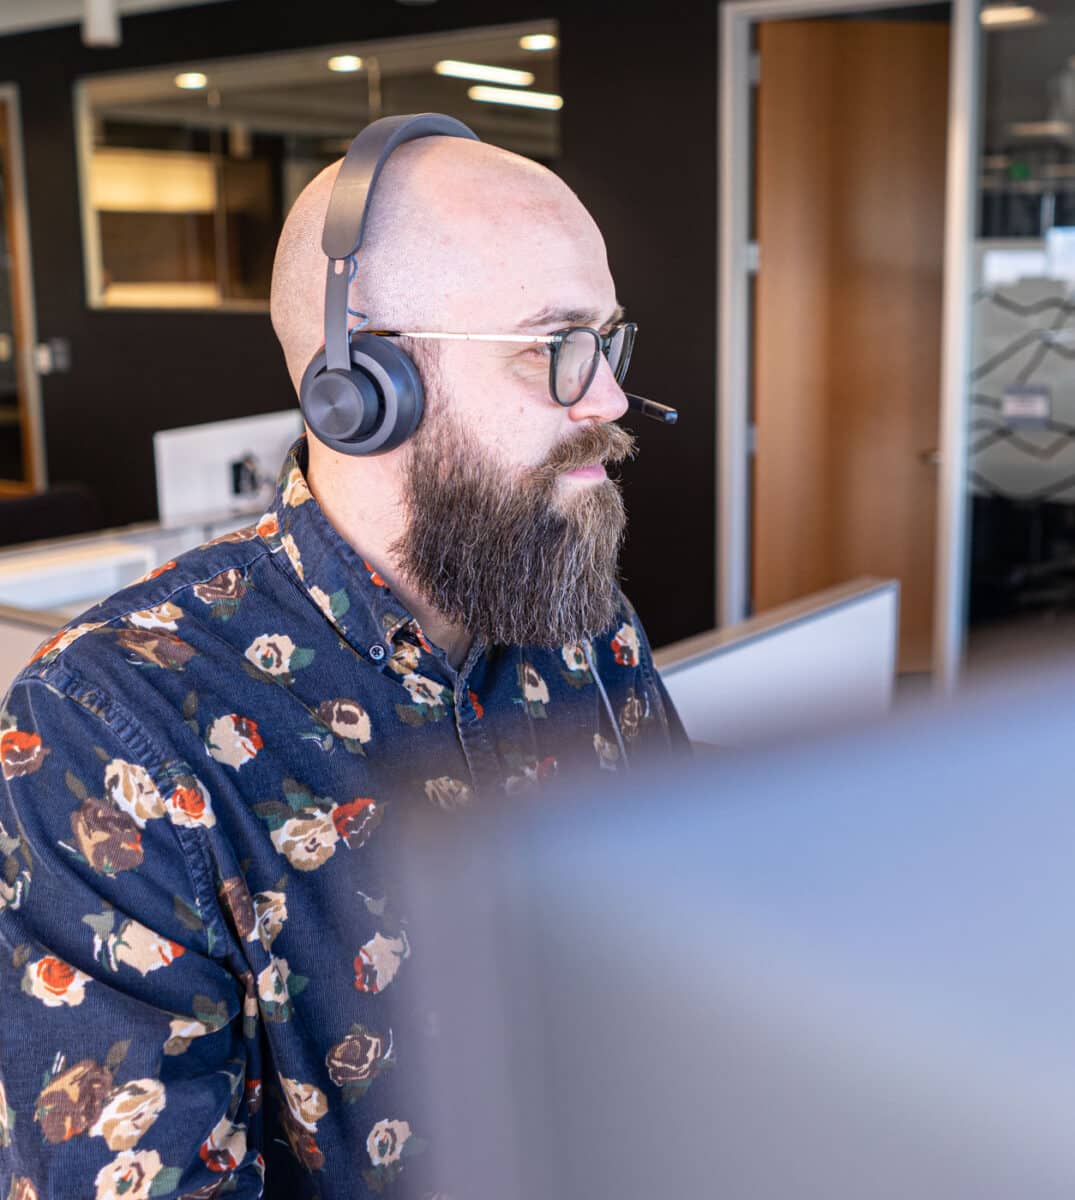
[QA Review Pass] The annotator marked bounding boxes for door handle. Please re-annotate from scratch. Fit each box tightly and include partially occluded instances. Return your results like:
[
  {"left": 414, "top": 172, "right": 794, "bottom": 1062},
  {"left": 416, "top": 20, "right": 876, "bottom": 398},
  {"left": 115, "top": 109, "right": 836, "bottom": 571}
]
[{"left": 918, "top": 448, "right": 941, "bottom": 467}]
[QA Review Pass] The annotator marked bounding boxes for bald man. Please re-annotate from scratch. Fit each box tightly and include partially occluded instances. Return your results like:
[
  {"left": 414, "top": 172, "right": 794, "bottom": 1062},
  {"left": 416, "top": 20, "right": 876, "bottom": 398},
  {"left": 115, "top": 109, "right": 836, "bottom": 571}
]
[{"left": 0, "top": 124, "right": 686, "bottom": 1199}]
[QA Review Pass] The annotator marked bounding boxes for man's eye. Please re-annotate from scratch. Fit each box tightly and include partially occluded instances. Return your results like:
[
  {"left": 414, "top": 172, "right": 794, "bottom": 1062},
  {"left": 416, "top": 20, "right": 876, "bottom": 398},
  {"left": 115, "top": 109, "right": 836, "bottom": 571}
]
[{"left": 526, "top": 344, "right": 552, "bottom": 358}]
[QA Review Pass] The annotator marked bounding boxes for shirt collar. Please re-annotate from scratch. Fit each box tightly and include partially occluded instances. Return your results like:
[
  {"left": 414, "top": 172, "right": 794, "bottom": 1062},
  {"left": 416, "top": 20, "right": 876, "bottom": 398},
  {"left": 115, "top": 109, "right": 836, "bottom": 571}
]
[{"left": 257, "top": 434, "right": 424, "bottom": 669}]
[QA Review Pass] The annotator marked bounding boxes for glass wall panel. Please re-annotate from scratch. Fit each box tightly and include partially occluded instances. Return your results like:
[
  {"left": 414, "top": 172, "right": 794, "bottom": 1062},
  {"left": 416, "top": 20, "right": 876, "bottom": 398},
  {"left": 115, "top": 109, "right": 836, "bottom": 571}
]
[
  {"left": 77, "top": 22, "right": 560, "bottom": 310},
  {"left": 968, "top": 1, "right": 1075, "bottom": 641}
]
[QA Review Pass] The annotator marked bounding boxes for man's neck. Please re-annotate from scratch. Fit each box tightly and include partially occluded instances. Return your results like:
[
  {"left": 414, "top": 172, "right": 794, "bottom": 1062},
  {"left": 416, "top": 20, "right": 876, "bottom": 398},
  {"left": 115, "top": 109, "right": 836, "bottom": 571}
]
[{"left": 305, "top": 448, "right": 473, "bottom": 671}]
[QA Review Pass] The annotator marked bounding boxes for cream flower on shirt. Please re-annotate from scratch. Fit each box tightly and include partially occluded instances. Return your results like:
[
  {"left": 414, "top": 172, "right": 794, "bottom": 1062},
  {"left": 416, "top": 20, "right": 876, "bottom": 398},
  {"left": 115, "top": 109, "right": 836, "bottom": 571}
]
[
  {"left": 402, "top": 673, "right": 447, "bottom": 708},
  {"left": 125, "top": 603, "right": 182, "bottom": 632},
  {"left": 366, "top": 1118, "right": 412, "bottom": 1167},
  {"left": 104, "top": 759, "right": 165, "bottom": 827},
  {"left": 112, "top": 919, "right": 185, "bottom": 976},
  {"left": 611, "top": 622, "right": 640, "bottom": 667},
  {"left": 281, "top": 533, "right": 304, "bottom": 580},
  {"left": 206, "top": 714, "right": 263, "bottom": 770},
  {"left": 270, "top": 809, "right": 339, "bottom": 871},
  {"left": 282, "top": 465, "right": 312, "bottom": 507},
  {"left": 250, "top": 890, "right": 288, "bottom": 947},
  {"left": 354, "top": 932, "right": 410, "bottom": 995},
  {"left": 93, "top": 1149, "right": 163, "bottom": 1200},
  {"left": 245, "top": 633, "right": 297, "bottom": 675},
  {"left": 280, "top": 1076, "right": 328, "bottom": 1131},
  {"left": 89, "top": 1079, "right": 166, "bottom": 1151}
]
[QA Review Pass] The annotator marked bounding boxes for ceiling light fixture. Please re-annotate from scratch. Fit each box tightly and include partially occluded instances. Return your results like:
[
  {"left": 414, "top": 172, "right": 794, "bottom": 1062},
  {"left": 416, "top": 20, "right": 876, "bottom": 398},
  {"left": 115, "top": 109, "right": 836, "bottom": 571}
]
[
  {"left": 435, "top": 60, "right": 535, "bottom": 86},
  {"left": 328, "top": 55, "right": 363, "bottom": 73},
  {"left": 467, "top": 85, "right": 563, "bottom": 110},
  {"left": 174, "top": 72, "right": 208, "bottom": 90},
  {"left": 980, "top": 5, "right": 1044, "bottom": 27},
  {"left": 519, "top": 34, "right": 558, "bottom": 51},
  {"left": 83, "top": 0, "right": 120, "bottom": 47}
]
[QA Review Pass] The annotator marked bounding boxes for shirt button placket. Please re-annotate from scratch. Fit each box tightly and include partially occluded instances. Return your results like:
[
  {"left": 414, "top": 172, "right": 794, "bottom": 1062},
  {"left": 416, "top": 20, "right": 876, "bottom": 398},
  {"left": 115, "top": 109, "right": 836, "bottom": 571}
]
[{"left": 453, "top": 680, "right": 499, "bottom": 796}]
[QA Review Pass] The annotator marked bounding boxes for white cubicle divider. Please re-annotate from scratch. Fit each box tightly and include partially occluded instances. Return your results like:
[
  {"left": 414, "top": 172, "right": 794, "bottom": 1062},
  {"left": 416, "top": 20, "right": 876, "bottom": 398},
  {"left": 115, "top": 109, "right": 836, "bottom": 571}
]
[
  {"left": 656, "top": 578, "right": 900, "bottom": 748},
  {"left": 0, "top": 539, "right": 155, "bottom": 614},
  {"left": 154, "top": 410, "right": 303, "bottom": 528},
  {"left": 0, "top": 513, "right": 267, "bottom": 696}
]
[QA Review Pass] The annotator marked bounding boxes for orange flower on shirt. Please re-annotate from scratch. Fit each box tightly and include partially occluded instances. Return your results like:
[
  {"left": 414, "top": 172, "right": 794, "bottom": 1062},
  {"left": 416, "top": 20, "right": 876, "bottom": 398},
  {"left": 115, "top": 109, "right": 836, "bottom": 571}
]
[
  {"left": 256, "top": 512, "right": 280, "bottom": 540},
  {"left": 0, "top": 729, "right": 48, "bottom": 779}
]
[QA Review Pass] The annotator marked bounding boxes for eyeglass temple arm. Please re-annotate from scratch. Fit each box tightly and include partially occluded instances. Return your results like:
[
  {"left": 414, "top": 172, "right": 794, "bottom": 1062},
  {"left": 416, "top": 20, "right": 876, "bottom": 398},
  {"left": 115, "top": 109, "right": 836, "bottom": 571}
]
[{"left": 625, "top": 392, "right": 678, "bottom": 425}]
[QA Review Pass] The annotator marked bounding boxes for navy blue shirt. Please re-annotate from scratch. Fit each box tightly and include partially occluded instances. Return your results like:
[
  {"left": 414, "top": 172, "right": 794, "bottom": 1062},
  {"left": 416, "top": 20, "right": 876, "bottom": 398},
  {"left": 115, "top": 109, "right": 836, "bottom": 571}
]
[{"left": 0, "top": 434, "right": 686, "bottom": 1199}]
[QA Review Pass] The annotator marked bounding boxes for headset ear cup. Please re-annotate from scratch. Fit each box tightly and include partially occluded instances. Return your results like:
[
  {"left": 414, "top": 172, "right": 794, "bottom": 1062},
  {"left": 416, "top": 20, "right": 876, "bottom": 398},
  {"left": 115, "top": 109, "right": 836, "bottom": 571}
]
[
  {"left": 300, "top": 335, "right": 424, "bottom": 456},
  {"left": 346, "top": 334, "right": 425, "bottom": 455},
  {"left": 300, "top": 351, "right": 379, "bottom": 447}
]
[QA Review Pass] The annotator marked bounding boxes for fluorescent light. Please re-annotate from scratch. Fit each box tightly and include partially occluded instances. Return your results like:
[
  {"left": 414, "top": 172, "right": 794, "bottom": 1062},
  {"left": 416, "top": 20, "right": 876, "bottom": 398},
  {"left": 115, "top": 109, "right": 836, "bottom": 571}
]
[
  {"left": 328, "top": 55, "right": 363, "bottom": 73},
  {"left": 519, "top": 34, "right": 558, "bottom": 52},
  {"left": 174, "top": 71, "right": 208, "bottom": 90},
  {"left": 435, "top": 60, "right": 535, "bottom": 86},
  {"left": 467, "top": 85, "right": 562, "bottom": 111},
  {"left": 980, "top": 5, "right": 1044, "bottom": 27}
]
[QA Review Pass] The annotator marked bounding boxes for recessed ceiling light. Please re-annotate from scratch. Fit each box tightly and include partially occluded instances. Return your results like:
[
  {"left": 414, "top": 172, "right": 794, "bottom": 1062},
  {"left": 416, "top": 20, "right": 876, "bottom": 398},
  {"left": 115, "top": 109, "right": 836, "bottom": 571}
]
[
  {"left": 980, "top": 5, "right": 1044, "bottom": 28},
  {"left": 519, "top": 34, "right": 558, "bottom": 52},
  {"left": 174, "top": 72, "right": 208, "bottom": 90},
  {"left": 328, "top": 55, "right": 363, "bottom": 73},
  {"left": 467, "top": 85, "right": 562, "bottom": 110},
  {"left": 434, "top": 60, "right": 535, "bottom": 86}
]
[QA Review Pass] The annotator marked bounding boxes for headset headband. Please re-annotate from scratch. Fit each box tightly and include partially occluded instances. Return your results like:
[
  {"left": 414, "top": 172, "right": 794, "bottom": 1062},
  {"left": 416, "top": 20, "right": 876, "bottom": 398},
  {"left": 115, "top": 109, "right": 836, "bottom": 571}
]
[{"left": 321, "top": 113, "right": 480, "bottom": 374}]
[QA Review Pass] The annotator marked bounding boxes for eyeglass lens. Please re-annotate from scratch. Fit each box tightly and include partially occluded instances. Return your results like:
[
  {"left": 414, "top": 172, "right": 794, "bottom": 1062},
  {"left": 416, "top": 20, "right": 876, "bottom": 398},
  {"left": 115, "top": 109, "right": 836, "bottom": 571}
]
[{"left": 555, "top": 325, "right": 633, "bottom": 406}]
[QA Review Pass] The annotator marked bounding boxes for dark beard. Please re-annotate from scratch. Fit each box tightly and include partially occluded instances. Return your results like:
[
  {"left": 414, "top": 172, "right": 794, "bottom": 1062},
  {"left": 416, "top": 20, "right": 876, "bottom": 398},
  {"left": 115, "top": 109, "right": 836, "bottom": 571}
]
[{"left": 393, "top": 413, "right": 636, "bottom": 648}]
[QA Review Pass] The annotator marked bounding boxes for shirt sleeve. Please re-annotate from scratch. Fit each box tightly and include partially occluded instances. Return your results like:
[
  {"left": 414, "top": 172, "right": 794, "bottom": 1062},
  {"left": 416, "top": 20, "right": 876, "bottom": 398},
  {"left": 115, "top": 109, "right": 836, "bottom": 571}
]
[{"left": 0, "top": 670, "right": 264, "bottom": 1199}]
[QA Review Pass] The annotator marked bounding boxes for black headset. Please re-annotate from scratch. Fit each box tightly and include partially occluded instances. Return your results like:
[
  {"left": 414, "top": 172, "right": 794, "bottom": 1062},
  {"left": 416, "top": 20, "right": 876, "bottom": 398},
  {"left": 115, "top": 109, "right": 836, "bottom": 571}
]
[
  {"left": 299, "top": 113, "right": 478, "bottom": 456},
  {"left": 299, "top": 112, "right": 677, "bottom": 457}
]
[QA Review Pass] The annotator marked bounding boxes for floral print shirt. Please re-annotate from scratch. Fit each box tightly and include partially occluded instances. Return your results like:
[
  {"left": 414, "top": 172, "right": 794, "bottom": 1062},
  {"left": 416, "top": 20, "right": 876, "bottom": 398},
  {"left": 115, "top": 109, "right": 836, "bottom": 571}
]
[{"left": 0, "top": 434, "right": 687, "bottom": 1200}]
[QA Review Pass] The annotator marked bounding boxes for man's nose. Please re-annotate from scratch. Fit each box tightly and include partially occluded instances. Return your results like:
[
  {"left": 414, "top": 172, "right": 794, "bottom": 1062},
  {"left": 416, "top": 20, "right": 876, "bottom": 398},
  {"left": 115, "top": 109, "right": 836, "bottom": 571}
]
[{"left": 567, "top": 353, "right": 629, "bottom": 424}]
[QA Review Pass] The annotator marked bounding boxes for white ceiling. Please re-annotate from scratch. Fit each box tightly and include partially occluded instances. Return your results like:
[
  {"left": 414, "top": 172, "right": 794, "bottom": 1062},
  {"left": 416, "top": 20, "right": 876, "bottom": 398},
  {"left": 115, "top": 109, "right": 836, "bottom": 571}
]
[{"left": 0, "top": 0, "right": 232, "bottom": 39}]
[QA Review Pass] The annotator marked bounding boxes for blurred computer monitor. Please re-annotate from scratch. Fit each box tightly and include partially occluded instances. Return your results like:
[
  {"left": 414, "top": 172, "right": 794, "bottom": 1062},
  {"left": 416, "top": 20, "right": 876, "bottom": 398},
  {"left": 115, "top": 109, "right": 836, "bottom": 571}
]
[{"left": 399, "top": 664, "right": 1075, "bottom": 1200}]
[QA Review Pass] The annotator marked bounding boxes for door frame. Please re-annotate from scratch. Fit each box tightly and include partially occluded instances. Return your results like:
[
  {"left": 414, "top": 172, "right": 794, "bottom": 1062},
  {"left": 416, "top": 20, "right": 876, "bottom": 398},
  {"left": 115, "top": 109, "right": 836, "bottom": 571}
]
[
  {"left": 718, "top": 0, "right": 980, "bottom": 692},
  {"left": 0, "top": 81, "right": 44, "bottom": 494}
]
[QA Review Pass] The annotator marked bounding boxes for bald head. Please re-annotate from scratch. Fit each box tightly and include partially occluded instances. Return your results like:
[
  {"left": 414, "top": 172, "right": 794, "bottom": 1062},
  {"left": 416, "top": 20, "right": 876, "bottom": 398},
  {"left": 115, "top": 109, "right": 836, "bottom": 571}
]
[{"left": 270, "top": 135, "right": 600, "bottom": 393}]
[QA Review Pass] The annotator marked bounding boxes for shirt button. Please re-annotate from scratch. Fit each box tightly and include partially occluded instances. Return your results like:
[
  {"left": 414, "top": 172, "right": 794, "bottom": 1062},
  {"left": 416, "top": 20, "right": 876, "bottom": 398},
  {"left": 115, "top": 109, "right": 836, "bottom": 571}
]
[{"left": 369, "top": 643, "right": 387, "bottom": 662}]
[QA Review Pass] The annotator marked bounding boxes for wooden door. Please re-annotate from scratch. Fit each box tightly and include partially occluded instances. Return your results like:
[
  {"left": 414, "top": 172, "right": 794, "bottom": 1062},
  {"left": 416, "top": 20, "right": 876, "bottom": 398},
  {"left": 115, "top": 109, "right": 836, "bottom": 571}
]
[{"left": 752, "top": 20, "right": 949, "bottom": 671}]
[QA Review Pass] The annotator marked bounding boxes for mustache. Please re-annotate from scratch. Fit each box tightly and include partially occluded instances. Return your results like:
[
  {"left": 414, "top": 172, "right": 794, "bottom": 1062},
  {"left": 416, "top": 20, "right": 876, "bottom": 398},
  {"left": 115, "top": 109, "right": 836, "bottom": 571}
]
[{"left": 536, "top": 422, "right": 638, "bottom": 479}]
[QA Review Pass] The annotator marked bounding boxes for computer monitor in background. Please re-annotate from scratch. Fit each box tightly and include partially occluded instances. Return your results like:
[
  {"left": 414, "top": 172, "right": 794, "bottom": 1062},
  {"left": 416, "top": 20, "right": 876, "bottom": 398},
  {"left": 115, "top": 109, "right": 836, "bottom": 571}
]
[{"left": 400, "top": 663, "right": 1075, "bottom": 1200}]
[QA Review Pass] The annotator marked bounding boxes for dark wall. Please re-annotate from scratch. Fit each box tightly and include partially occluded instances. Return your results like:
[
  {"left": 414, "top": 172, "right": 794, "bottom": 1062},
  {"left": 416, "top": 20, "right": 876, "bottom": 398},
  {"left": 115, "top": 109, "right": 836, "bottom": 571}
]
[{"left": 1, "top": 0, "right": 717, "bottom": 647}]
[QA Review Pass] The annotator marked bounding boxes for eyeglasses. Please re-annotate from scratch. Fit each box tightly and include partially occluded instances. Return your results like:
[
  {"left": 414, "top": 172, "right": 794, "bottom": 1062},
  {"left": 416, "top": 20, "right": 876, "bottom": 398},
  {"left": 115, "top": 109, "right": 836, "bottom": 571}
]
[{"left": 365, "top": 321, "right": 638, "bottom": 408}]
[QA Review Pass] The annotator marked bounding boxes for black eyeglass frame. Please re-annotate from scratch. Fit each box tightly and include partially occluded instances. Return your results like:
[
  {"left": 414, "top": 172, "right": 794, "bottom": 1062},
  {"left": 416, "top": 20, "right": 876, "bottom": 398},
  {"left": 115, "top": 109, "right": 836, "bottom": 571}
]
[
  {"left": 544, "top": 320, "right": 638, "bottom": 408},
  {"left": 361, "top": 320, "right": 638, "bottom": 410}
]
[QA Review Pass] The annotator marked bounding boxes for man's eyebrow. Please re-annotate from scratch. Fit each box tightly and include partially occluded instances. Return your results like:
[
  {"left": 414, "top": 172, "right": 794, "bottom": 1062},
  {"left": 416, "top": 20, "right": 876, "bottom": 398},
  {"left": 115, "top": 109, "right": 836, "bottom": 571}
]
[{"left": 514, "top": 302, "right": 626, "bottom": 331}]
